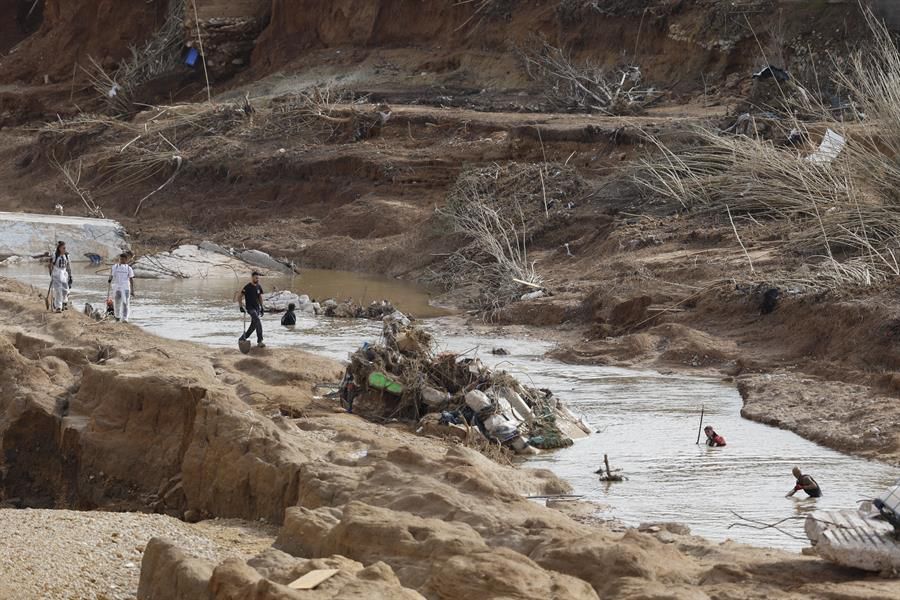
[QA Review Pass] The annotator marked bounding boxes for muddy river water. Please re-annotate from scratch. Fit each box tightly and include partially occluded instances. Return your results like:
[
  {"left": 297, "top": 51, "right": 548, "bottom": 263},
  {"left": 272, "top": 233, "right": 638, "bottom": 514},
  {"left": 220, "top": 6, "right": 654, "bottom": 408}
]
[{"left": 6, "top": 264, "right": 898, "bottom": 551}]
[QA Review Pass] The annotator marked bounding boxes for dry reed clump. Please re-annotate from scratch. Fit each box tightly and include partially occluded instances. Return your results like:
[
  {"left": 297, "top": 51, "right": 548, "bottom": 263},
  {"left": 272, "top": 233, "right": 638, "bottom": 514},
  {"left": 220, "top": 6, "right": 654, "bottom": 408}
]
[
  {"left": 39, "top": 83, "right": 385, "bottom": 216},
  {"left": 252, "top": 87, "right": 390, "bottom": 143},
  {"left": 521, "top": 40, "right": 658, "bottom": 115},
  {"left": 633, "top": 7, "right": 900, "bottom": 287},
  {"left": 39, "top": 102, "right": 250, "bottom": 217},
  {"left": 436, "top": 162, "right": 586, "bottom": 316}
]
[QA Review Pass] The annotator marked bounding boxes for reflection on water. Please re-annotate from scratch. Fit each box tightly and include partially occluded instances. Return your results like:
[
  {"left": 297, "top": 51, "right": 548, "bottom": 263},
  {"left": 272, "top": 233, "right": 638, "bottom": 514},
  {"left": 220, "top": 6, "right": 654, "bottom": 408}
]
[{"left": 5, "top": 265, "right": 898, "bottom": 551}]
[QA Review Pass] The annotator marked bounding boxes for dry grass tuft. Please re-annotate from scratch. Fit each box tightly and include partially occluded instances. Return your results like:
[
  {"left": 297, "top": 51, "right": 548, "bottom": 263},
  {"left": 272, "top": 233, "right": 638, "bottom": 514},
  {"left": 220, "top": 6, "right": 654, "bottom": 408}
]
[
  {"left": 85, "top": 0, "right": 186, "bottom": 115},
  {"left": 634, "top": 6, "right": 900, "bottom": 288},
  {"left": 436, "top": 162, "right": 585, "bottom": 316}
]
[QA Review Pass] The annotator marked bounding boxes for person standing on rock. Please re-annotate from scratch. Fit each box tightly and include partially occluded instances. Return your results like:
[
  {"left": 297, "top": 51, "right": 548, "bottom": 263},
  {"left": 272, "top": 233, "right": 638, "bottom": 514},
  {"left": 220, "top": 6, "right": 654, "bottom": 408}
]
[
  {"left": 786, "top": 467, "right": 822, "bottom": 498},
  {"left": 108, "top": 253, "right": 135, "bottom": 322},
  {"left": 48, "top": 241, "right": 73, "bottom": 312},
  {"left": 239, "top": 271, "right": 266, "bottom": 348}
]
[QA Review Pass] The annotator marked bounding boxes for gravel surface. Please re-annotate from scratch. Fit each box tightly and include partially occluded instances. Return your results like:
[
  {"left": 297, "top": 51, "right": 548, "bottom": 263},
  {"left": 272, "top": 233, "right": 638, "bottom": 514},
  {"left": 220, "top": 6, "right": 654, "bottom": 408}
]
[{"left": 0, "top": 509, "right": 276, "bottom": 600}]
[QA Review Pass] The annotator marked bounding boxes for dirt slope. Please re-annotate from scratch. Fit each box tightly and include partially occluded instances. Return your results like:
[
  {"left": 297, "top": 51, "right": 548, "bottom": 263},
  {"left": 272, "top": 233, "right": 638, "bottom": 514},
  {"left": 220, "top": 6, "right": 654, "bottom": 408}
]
[{"left": 1, "top": 277, "right": 899, "bottom": 599}]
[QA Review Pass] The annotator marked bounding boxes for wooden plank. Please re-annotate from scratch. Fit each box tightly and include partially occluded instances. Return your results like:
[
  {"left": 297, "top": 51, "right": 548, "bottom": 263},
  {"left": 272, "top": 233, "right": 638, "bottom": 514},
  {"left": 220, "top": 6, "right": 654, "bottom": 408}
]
[{"left": 288, "top": 569, "right": 340, "bottom": 590}]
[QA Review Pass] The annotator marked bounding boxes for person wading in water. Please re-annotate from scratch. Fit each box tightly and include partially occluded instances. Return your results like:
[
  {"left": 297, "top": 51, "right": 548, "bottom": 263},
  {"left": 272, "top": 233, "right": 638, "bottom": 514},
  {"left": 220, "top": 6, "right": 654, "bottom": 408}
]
[
  {"left": 239, "top": 271, "right": 266, "bottom": 348},
  {"left": 281, "top": 302, "right": 297, "bottom": 327},
  {"left": 786, "top": 467, "right": 822, "bottom": 498},
  {"left": 704, "top": 425, "right": 726, "bottom": 447}
]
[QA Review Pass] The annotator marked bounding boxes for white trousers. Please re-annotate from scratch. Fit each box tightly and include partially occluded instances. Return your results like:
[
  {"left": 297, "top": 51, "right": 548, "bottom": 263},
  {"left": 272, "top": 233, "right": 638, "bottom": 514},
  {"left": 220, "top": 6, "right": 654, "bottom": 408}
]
[
  {"left": 51, "top": 279, "right": 69, "bottom": 310},
  {"left": 113, "top": 288, "right": 131, "bottom": 321}
]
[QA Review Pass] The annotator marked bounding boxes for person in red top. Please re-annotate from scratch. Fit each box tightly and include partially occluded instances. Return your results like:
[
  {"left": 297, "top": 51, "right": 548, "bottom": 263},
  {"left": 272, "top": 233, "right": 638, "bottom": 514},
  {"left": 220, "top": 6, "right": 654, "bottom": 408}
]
[{"left": 704, "top": 425, "right": 726, "bottom": 447}]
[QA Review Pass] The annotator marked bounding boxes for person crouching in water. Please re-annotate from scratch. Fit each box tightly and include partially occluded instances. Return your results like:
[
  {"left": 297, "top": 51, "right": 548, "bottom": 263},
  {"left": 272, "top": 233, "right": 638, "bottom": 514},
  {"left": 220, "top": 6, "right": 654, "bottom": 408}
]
[
  {"left": 239, "top": 271, "right": 266, "bottom": 348},
  {"left": 108, "top": 253, "right": 136, "bottom": 322},
  {"left": 281, "top": 302, "right": 297, "bottom": 327},
  {"left": 704, "top": 425, "right": 726, "bottom": 447},
  {"left": 49, "top": 241, "right": 73, "bottom": 312},
  {"left": 786, "top": 467, "right": 822, "bottom": 498}
]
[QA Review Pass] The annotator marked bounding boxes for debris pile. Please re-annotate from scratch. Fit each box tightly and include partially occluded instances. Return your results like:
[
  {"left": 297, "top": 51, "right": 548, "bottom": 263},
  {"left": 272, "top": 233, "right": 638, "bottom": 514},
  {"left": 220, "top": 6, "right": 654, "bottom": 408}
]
[
  {"left": 339, "top": 316, "right": 589, "bottom": 457},
  {"left": 805, "top": 481, "right": 900, "bottom": 573},
  {"left": 322, "top": 298, "right": 397, "bottom": 320}
]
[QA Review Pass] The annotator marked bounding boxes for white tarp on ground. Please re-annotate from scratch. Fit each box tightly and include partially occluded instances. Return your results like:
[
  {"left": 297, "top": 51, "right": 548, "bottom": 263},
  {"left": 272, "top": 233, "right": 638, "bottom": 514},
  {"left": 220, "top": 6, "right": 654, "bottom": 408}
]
[{"left": 0, "top": 212, "right": 129, "bottom": 262}]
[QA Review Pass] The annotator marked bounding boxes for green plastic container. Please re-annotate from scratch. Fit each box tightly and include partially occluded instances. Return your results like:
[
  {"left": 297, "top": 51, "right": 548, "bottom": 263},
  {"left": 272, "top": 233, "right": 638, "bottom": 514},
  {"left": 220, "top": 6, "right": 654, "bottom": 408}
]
[{"left": 368, "top": 371, "right": 403, "bottom": 395}]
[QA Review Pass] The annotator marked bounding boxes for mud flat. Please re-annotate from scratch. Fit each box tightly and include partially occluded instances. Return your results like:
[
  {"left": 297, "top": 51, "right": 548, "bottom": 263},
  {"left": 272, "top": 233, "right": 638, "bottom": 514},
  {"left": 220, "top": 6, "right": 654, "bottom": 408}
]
[{"left": 1, "top": 276, "right": 899, "bottom": 599}]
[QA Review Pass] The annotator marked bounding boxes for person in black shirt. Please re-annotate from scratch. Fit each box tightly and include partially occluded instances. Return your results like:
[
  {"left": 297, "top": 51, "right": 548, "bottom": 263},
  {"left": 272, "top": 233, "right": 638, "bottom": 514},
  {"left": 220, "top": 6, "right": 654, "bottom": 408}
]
[
  {"left": 281, "top": 302, "right": 297, "bottom": 327},
  {"left": 786, "top": 466, "right": 822, "bottom": 498},
  {"left": 239, "top": 272, "right": 266, "bottom": 348}
]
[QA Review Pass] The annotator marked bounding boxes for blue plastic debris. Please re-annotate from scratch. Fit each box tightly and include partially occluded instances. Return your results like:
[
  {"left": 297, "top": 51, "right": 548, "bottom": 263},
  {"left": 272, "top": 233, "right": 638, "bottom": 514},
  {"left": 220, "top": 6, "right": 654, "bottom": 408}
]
[{"left": 185, "top": 48, "right": 200, "bottom": 67}]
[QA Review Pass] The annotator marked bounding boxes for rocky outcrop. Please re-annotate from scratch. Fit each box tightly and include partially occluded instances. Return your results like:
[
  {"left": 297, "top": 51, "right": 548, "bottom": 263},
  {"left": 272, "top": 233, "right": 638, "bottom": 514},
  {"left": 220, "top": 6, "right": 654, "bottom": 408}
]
[
  {"left": 138, "top": 537, "right": 425, "bottom": 600},
  {"left": 0, "top": 211, "right": 128, "bottom": 262},
  {"left": 137, "top": 537, "right": 214, "bottom": 600}
]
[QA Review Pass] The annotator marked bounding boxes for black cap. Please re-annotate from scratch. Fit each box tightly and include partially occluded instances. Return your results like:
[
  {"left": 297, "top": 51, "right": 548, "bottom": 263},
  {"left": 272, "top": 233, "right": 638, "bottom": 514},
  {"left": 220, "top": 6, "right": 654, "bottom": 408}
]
[{"left": 251, "top": 271, "right": 261, "bottom": 277}]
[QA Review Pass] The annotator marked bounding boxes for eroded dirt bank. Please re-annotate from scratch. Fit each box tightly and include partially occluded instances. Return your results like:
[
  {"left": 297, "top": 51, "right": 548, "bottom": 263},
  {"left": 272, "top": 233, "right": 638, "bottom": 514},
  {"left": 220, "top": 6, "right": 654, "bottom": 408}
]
[{"left": 0, "top": 277, "right": 898, "bottom": 599}]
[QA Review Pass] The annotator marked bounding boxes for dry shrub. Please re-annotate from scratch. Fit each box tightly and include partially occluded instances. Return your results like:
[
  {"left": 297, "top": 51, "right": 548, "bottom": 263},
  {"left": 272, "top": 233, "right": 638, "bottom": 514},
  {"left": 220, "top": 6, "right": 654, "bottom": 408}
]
[
  {"left": 254, "top": 87, "right": 390, "bottom": 143},
  {"left": 436, "top": 162, "right": 586, "bottom": 316},
  {"left": 85, "top": 0, "right": 186, "bottom": 115},
  {"left": 522, "top": 40, "right": 657, "bottom": 114},
  {"left": 634, "top": 7, "right": 900, "bottom": 287},
  {"left": 455, "top": 0, "right": 518, "bottom": 31}
]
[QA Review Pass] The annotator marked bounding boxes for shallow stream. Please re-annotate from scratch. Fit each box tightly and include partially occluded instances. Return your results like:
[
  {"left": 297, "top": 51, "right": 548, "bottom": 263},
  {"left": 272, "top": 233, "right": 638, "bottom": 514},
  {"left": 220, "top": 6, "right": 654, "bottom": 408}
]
[{"left": 6, "top": 264, "right": 898, "bottom": 551}]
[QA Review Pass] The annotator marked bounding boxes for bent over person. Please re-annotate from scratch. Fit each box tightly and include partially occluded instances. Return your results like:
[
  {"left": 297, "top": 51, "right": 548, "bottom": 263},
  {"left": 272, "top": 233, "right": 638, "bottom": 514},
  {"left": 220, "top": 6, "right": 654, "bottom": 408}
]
[
  {"left": 239, "top": 271, "right": 266, "bottom": 348},
  {"left": 787, "top": 467, "right": 822, "bottom": 498},
  {"left": 108, "top": 253, "right": 135, "bottom": 322}
]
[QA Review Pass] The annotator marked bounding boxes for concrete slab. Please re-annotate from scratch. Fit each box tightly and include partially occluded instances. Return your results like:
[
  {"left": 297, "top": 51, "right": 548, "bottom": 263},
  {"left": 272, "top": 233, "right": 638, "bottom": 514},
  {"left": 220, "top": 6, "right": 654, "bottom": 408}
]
[
  {"left": 0, "top": 212, "right": 128, "bottom": 263},
  {"left": 806, "top": 508, "right": 900, "bottom": 573}
]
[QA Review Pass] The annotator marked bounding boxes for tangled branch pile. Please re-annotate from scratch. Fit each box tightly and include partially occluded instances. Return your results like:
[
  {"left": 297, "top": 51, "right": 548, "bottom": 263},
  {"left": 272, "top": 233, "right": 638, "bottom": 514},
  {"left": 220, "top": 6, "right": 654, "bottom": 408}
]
[
  {"left": 39, "top": 86, "right": 389, "bottom": 217},
  {"left": 522, "top": 41, "right": 657, "bottom": 114},
  {"left": 634, "top": 8, "right": 900, "bottom": 287},
  {"left": 254, "top": 87, "right": 390, "bottom": 143},
  {"left": 436, "top": 162, "right": 586, "bottom": 315}
]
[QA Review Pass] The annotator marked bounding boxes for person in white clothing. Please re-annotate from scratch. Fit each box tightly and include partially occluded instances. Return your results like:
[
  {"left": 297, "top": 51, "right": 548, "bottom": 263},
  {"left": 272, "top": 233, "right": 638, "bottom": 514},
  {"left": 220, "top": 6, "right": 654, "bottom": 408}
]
[
  {"left": 108, "top": 253, "right": 136, "bottom": 322},
  {"left": 48, "top": 241, "right": 72, "bottom": 312}
]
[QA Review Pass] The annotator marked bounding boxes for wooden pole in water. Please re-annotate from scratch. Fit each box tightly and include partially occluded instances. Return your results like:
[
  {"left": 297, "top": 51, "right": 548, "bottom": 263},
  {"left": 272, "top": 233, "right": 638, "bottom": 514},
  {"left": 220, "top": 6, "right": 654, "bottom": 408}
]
[{"left": 695, "top": 405, "right": 705, "bottom": 445}]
